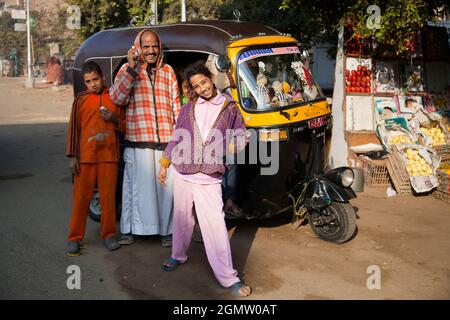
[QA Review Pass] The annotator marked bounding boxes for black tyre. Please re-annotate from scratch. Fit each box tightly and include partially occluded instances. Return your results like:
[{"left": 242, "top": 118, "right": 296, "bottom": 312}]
[
  {"left": 308, "top": 202, "right": 356, "bottom": 244},
  {"left": 88, "top": 190, "right": 101, "bottom": 222},
  {"left": 88, "top": 190, "right": 122, "bottom": 222}
]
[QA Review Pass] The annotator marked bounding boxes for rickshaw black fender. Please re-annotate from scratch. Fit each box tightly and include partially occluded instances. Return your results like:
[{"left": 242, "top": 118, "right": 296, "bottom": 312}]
[{"left": 303, "top": 177, "right": 356, "bottom": 211}]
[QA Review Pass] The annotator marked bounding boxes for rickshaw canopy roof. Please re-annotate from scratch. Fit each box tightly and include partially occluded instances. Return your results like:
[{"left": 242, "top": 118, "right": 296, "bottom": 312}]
[{"left": 74, "top": 20, "right": 281, "bottom": 69}]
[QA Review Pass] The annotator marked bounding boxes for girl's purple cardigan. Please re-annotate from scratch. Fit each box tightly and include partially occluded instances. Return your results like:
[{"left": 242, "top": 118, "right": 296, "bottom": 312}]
[{"left": 159, "top": 93, "right": 247, "bottom": 175}]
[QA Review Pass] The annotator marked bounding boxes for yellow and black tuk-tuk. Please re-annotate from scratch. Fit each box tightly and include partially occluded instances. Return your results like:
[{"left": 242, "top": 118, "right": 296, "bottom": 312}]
[{"left": 73, "top": 20, "right": 357, "bottom": 244}]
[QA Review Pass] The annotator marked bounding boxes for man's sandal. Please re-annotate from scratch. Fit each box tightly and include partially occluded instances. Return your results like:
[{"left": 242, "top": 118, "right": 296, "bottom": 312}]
[
  {"left": 118, "top": 234, "right": 134, "bottom": 245},
  {"left": 161, "top": 257, "right": 186, "bottom": 271},
  {"left": 229, "top": 282, "right": 252, "bottom": 297}
]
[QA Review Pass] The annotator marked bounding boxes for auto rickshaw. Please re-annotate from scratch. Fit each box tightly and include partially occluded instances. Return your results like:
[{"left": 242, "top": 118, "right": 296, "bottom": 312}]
[{"left": 73, "top": 20, "right": 357, "bottom": 244}]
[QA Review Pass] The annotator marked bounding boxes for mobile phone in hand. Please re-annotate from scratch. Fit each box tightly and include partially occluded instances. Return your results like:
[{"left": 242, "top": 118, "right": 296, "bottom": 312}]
[{"left": 132, "top": 45, "right": 141, "bottom": 61}]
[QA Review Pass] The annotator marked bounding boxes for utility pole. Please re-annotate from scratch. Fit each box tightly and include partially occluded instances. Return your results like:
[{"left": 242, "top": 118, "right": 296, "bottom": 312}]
[
  {"left": 154, "top": 0, "right": 158, "bottom": 25},
  {"left": 25, "top": 0, "right": 34, "bottom": 88},
  {"left": 181, "top": 0, "right": 186, "bottom": 22}
]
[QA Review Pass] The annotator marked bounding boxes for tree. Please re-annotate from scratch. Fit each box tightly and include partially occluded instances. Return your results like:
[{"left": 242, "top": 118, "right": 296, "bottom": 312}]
[
  {"left": 67, "top": 0, "right": 130, "bottom": 39},
  {"left": 0, "top": 11, "right": 27, "bottom": 75},
  {"left": 161, "top": 0, "right": 226, "bottom": 23},
  {"left": 30, "top": 6, "right": 82, "bottom": 60},
  {"left": 281, "top": 0, "right": 449, "bottom": 55},
  {"left": 0, "top": 3, "right": 85, "bottom": 76},
  {"left": 219, "top": 0, "right": 328, "bottom": 49}
]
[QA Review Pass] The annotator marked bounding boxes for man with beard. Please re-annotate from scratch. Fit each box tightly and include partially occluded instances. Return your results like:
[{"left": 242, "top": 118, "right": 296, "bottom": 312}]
[{"left": 110, "top": 29, "right": 181, "bottom": 247}]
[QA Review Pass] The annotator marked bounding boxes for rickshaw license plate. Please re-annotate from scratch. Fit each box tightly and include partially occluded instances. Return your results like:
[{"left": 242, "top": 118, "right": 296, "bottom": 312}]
[{"left": 308, "top": 116, "right": 327, "bottom": 129}]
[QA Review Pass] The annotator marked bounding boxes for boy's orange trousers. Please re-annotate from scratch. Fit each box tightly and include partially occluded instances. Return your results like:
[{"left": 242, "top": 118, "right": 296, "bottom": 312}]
[{"left": 68, "top": 162, "right": 117, "bottom": 241}]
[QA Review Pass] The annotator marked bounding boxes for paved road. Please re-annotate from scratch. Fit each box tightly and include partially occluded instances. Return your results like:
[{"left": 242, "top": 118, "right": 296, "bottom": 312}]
[
  {"left": 1, "top": 77, "right": 449, "bottom": 300},
  {"left": 0, "top": 79, "right": 126, "bottom": 299}
]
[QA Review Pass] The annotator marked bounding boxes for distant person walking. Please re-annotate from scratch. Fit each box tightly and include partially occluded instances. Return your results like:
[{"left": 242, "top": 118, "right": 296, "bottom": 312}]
[{"left": 46, "top": 56, "right": 63, "bottom": 86}]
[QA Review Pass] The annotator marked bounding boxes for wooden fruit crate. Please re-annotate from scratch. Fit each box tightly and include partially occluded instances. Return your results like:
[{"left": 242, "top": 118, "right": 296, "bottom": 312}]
[
  {"left": 433, "top": 189, "right": 450, "bottom": 204},
  {"left": 359, "top": 156, "right": 391, "bottom": 186},
  {"left": 436, "top": 169, "right": 450, "bottom": 192},
  {"left": 435, "top": 145, "right": 450, "bottom": 164},
  {"left": 386, "top": 148, "right": 412, "bottom": 195},
  {"left": 432, "top": 169, "right": 450, "bottom": 204}
]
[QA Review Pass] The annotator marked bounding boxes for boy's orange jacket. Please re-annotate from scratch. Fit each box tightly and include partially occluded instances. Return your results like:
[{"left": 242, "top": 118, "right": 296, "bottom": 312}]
[{"left": 66, "top": 88, "right": 125, "bottom": 163}]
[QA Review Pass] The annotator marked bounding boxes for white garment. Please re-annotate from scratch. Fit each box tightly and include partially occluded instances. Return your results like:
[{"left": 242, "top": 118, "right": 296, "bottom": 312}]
[{"left": 121, "top": 147, "right": 173, "bottom": 235}]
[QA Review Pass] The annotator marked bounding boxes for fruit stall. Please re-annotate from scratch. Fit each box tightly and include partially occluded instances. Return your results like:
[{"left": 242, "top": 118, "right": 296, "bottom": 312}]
[{"left": 335, "top": 25, "right": 450, "bottom": 202}]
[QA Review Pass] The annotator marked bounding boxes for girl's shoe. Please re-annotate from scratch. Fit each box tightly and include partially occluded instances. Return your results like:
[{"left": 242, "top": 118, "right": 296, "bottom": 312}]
[
  {"left": 229, "top": 282, "right": 252, "bottom": 297},
  {"left": 161, "top": 257, "right": 187, "bottom": 271}
]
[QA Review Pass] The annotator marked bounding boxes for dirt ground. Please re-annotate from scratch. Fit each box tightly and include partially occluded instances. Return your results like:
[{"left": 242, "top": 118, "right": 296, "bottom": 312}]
[{"left": 0, "top": 77, "right": 449, "bottom": 300}]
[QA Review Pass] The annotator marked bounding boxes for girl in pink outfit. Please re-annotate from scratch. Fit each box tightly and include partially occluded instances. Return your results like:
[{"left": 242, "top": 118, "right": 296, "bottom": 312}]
[{"left": 158, "top": 61, "right": 252, "bottom": 297}]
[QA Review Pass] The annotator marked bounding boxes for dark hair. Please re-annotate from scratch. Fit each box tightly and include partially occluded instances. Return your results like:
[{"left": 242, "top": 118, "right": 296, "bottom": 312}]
[
  {"left": 81, "top": 61, "right": 103, "bottom": 77},
  {"left": 183, "top": 60, "right": 212, "bottom": 86}
]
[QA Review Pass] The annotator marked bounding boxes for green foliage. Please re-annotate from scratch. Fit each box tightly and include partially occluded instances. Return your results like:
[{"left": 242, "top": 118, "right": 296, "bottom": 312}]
[
  {"left": 67, "top": 0, "right": 129, "bottom": 39},
  {"left": 343, "top": 0, "right": 426, "bottom": 55},
  {"left": 126, "top": 0, "right": 155, "bottom": 26},
  {"left": 281, "top": 0, "right": 449, "bottom": 56},
  {"left": 4, "top": 0, "right": 445, "bottom": 67},
  {"left": 219, "top": 0, "right": 322, "bottom": 47},
  {"left": 31, "top": 6, "right": 82, "bottom": 60},
  {"left": 0, "top": 3, "right": 82, "bottom": 69},
  {"left": 161, "top": 0, "right": 226, "bottom": 24},
  {"left": 0, "top": 12, "right": 26, "bottom": 61}
]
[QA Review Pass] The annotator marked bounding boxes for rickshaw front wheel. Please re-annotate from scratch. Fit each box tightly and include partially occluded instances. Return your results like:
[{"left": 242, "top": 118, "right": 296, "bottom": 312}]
[{"left": 307, "top": 202, "right": 357, "bottom": 244}]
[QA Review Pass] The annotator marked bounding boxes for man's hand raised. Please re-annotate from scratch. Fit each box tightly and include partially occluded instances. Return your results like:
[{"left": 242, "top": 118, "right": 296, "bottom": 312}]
[{"left": 127, "top": 45, "right": 140, "bottom": 69}]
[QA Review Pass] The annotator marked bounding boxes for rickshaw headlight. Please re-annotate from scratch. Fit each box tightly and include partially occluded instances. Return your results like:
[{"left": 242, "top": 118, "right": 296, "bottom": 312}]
[
  {"left": 340, "top": 168, "right": 354, "bottom": 187},
  {"left": 259, "top": 128, "right": 288, "bottom": 142}
]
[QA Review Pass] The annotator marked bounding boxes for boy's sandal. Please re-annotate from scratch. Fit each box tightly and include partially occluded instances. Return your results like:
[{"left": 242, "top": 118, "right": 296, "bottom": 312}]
[
  {"left": 161, "top": 257, "right": 186, "bottom": 271},
  {"left": 229, "top": 281, "right": 252, "bottom": 297}
]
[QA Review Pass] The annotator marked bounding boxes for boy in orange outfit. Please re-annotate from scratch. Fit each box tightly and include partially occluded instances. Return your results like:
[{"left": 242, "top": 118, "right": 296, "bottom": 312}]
[{"left": 66, "top": 61, "right": 124, "bottom": 256}]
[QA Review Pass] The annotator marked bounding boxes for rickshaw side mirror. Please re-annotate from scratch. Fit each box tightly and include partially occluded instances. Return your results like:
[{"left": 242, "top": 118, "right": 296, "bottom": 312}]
[
  {"left": 301, "top": 49, "right": 310, "bottom": 61},
  {"left": 215, "top": 55, "right": 231, "bottom": 72}
]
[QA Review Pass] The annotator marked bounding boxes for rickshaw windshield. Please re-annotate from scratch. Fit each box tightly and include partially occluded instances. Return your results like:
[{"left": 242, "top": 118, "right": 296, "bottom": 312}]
[{"left": 237, "top": 46, "right": 323, "bottom": 111}]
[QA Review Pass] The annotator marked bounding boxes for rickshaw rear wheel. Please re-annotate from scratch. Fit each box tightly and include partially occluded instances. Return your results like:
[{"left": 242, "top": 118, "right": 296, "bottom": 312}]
[
  {"left": 89, "top": 190, "right": 101, "bottom": 222},
  {"left": 307, "top": 202, "right": 356, "bottom": 244}
]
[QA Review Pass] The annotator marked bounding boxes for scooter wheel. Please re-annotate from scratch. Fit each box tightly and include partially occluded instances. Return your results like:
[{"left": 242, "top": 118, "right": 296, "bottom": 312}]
[{"left": 307, "top": 202, "right": 357, "bottom": 244}]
